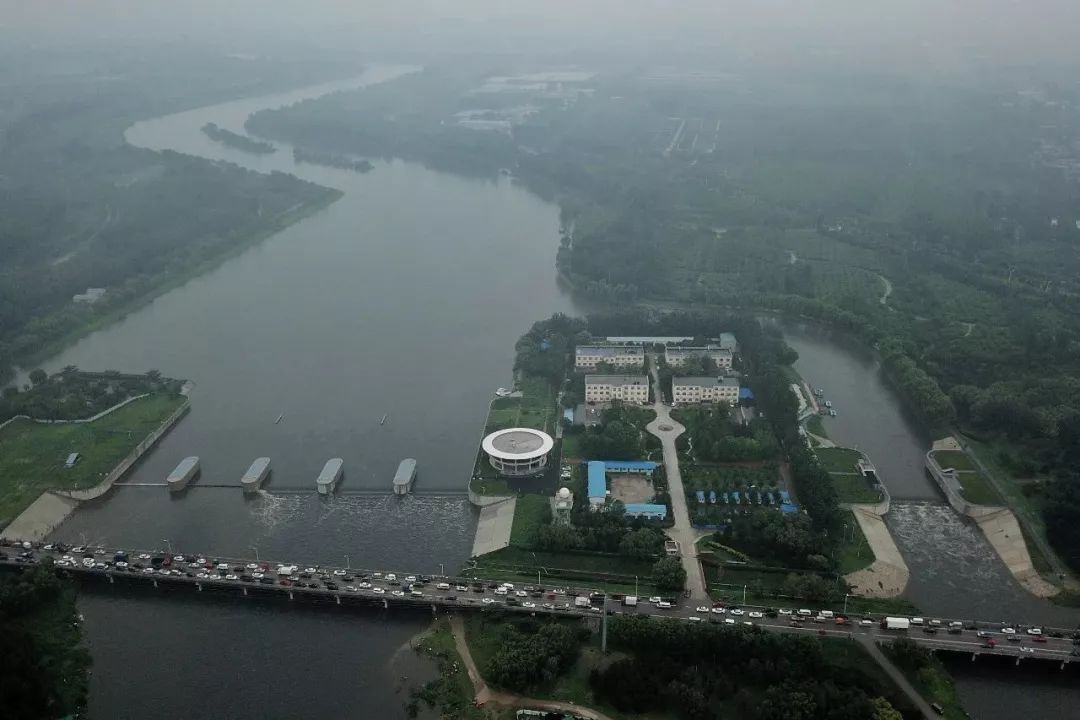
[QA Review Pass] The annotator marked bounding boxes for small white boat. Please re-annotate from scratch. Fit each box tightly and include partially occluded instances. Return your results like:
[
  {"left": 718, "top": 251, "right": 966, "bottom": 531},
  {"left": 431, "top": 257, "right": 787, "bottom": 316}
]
[
  {"left": 380, "top": 413, "right": 389, "bottom": 425},
  {"left": 495, "top": 387, "right": 512, "bottom": 397}
]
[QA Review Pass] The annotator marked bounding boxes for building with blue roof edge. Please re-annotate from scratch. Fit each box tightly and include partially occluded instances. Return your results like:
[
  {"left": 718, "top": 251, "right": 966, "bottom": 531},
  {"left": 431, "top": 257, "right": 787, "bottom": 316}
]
[
  {"left": 587, "top": 460, "right": 659, "bottom": 509},
  {"left": 623, "top": 503, "right": 668, "bottom": 520}
]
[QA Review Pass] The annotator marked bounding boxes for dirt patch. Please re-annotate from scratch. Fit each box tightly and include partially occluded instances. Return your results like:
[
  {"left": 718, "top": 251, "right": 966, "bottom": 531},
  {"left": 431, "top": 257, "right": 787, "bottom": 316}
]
[{"left": 609, "top": 473, "right": 654, "bottom": 504}]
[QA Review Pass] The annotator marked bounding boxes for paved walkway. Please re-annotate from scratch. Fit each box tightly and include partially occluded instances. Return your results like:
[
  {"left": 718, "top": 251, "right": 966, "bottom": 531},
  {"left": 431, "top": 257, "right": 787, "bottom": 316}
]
[
  {"left": 471, "top": 498, "right": 516, "bottom": 556},
  {"left": 856, "top": 636, "right": 935, "bottom": 719},
  {"left": 449, "top": 616, "right": 617, "bottom": 720},
  {"left": 646, "top": 358, "right": 709, "bottom": 601}
]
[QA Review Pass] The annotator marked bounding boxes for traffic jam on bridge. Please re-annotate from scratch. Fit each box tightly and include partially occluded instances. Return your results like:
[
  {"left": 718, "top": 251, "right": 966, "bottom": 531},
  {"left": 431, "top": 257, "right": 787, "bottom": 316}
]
[{"left": 3, "top": 538, "right": 1079, "bottom": 664}]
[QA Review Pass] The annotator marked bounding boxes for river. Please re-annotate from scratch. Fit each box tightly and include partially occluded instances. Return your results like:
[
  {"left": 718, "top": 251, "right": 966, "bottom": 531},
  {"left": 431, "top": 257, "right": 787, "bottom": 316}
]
[
  {"left": 28, "top": 65, "right": 1079, "bottom": 718},
  {"left": 36, "top": 65, "right": 583, "bottom": 719},
  {"left": 775, "top": 319, "right": 1080, "bottom": 717}
]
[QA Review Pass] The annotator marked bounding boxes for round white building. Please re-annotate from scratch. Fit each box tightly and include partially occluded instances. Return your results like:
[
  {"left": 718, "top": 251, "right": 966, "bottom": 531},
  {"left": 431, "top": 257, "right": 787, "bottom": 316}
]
[{"left": 482, "top": 427, "right": 555, "bottom": 477}]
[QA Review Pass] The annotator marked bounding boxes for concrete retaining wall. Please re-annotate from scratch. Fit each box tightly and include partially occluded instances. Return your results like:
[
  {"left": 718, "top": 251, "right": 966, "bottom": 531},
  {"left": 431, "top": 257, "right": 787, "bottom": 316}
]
[
  {"left": 468, "top": 486, "right": 515, "bottom": 507},
  {"left": 924, "top": 449, "right": 998, "bottom": 519},
  {"left": 58, "top": 400, "right": 190, "bottom": 502}
]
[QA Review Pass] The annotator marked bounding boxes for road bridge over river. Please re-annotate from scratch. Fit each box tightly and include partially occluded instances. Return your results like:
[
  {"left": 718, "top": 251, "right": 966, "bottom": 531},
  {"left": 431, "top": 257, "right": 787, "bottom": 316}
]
[{"left": 3, "top": 539, "right": 1079, "bottom": 673}]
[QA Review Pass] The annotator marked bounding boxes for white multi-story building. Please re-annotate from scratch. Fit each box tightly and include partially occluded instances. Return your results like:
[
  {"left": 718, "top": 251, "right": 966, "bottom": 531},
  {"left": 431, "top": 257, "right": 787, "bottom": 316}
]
[
  {"left": 575, "top": 345, "right": 644, "bottom": 371},
  {"left": 671, "top": 376, "right": 740, "bottom": 405},
  {"left": 585, "top": 375, "right": 650, "bottom": 404},
  {"left": 664, "top": 345, "right": 733, "bottom": 369},
  {"left": 717, "top": 333, "right": 737, "bottom": 353}
]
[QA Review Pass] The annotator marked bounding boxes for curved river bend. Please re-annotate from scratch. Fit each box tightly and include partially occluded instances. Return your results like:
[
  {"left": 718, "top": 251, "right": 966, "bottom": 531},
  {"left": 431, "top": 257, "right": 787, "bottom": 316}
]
[{"left": 42, "top": 65, "right": 583, "bottom": 719}]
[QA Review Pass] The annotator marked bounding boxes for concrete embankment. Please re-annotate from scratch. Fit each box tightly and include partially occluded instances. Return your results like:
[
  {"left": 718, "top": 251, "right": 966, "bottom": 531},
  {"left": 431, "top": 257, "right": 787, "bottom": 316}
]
[
  {"left": 926, "top": 437, "right": 1058, "bottom": 599},
  {"left": 845, "top": 505, "right": 910, "bottom": 597},
  {"left": 0, "top": 398, "right": 190, "bottom": 541},
  {"left": 470, "top": 497, "right": 516, "bottom": 556}
]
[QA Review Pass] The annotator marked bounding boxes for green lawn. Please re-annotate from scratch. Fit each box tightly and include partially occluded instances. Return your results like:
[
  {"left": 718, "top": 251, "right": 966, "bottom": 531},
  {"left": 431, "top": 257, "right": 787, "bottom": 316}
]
[
  {"left": 509, "top": 494, "right": 552, "bottom": 548},
  {"left": 883, "top": 644, "right": 968, "bottom": 720},
  {"left": 837, "top": 511, "right": 875, "bottom": 573},
  {"left": 829, "top": 473, "right": 883, "bottom": 504},
  {"left": 0, "top": 393, "right": 185, "bottom": 526},
  {"left": 561, "top": 433, "right": 583, "bottom": 460},
  {"left": 806, "top": 414, "right": 828, "bottom": 438},
  {"left": 931, "top": 450, "right": 977, "bottom": 472},
  {"left": 814, "top": 447, "right": 864, "bottom": 473},
  {"left": 953, "top": 470, "right": 1003, "bottom": 505}
]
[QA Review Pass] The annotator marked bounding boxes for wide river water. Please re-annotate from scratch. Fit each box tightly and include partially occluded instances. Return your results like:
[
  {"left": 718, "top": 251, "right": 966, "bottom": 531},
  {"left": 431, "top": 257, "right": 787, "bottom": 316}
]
[{"left": 28, "top": 65, "right": 1078, "bottom": 718}]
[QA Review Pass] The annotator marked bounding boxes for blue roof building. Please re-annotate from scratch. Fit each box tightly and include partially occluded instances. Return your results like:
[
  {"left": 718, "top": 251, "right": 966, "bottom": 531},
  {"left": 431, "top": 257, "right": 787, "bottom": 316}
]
[
  {"left": 587, "top": 461, "right": 607, "bottom": 507},
  {"left": 739, "top": 387, "right": 755, "bottom": 401},
  {"left": 602, "top": 460, "right": 659, "bottom": 473},
  {"left": 623, "top": 503, "right": 668, "bottom": 520}
]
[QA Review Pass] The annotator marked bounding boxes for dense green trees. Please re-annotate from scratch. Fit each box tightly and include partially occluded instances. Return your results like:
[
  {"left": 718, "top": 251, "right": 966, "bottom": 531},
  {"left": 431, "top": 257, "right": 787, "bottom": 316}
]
[
  {"left": 0, "top": 562, "right": 90, "bottom": 719},
  {"left": 591, "top": 617, "right": 908, "bottom": 720},
  {"left": 651, "top": 556, "right": 686, "bottom": 591},
  {"left": 717, "top": 509, "right": 829, "bottom": 568},
  {"left": 484, "top": 621, "right": 587, "bottom": 692},
  {"left": 0, "top": 370, "right": 181, "bottom": 423},
  {"left": 201, "top": 123, "right": 276, "bottom": 153}
]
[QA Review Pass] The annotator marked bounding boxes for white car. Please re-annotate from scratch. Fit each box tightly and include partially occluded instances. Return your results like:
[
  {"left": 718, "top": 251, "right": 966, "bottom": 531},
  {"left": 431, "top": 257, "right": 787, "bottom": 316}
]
[
  {"left": 391, "top": 590, "right": 405, "bottom": 597},
  {"left": 345, "top": 586, "right": 357, "bottom": 592},
  {"left": 410, "top": 590, "right": 423, "bottom": 597},
  {"left": 729, "top": 608, "right": 745, "bottom": 616},
  {"left": 385, "top": 573, "right": 397, "bottom": 582},
  {"left": 436, "top": 582, "right": 451, "bottom": 590},
  {"left": 482, "top": 598, "right": 495, "bottom": 605},
  {"left": 252, "top": 572, "right": 264, "bottom": 579},
  {"left": 455, "top": 585, "right": 468, "bottom": 592},
  {"left": 748, "top": 611, "right": 764, "bottom": 619},
  {"left": 648, "top": 596, "right": 662, "bottom": 604},
  {"left": 196, "top": 558, "right": 207, "bottom": 565},
  {"left": 724, "top": 618, "right": 735, "bottom": 625},
  {"left": 743, "top": 621, "right": 754, "bottom": 627},
  {"left": 358, "top": 582, "right": 372, "bottom": 589},
  {"left": 522, "top": 601, "right": 536, "bottom": 609},
  {"left": 1026, "top": 627, "right": 1043, "bottom": 636},
  {"left": 657, "top": 601, "right": 673, "bottom": 609},
  {"left": 542, "top": 603, "right": 555, "bottom": 610},
  {"left": 304, "top": 567, "right": 319, "bottom": 574},
  {"left": 197, "top": 572, "right": 209, "bottom": 579},
  {"left": 372, "top": 572, "right": 384, "bottom": 579},
  {"left": 778, "top": 609, "right": 793, "bottom": 615},
  {"left": 115, "top": 561, "right": 128, "bottom": 568},
  {"left": 796, "top": 609, "right": 812, "bottom": 617},
  {"left": 372, "top": 587, "right": 385, "bottom": 594},
  {"left": 688, "top": 616, "right": 702, "bottom": 622},
  {"left": 696, "top": 606, "right": 711, "bottom": 613},
  {"left": 246, "top": 563, "right": 259, "bottom": 570},
  {"left": 158, "top": 568, "right": 170, "bottom": 575},
  {"left": 711, "top": 607, "right": 726, "bottom": 615},
  {"left": 404, "top": 575, "right": 417, "bottom": 583},
  {"left": 333, "top": 569, "right": 347, "bottom": 577},
  {"left": 138, "top": 553, "right": 150, "bottom": 560},
  {"left": 502, "top": 583, "right": 515, "bottom": 590},
  {"left": 173, "top": 555, "right": 185, "bottom": 563},
  {"left": 1001, "top": 627, "right": 1017, "bottom": 635},
  {"left": 859, "top": 619, "right": 874, "bottom": 627},
  {"left": 226, "top": 574, "right": 238, "bottom": 581},
  {"left": 515, "top": 590, "right": 528, "bottom": 597},
  {"left": 1019, "top": 646, "right": 1034, "bottom": 654},
  {"left": 494, "top": 587, "right": 508, "bottom": 595}
]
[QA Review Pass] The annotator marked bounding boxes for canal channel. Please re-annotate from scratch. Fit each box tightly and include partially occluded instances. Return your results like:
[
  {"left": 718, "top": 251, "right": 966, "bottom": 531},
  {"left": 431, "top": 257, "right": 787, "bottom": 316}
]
[{"left": 775, "top": 319, "right": 1080, "bottom": 718}]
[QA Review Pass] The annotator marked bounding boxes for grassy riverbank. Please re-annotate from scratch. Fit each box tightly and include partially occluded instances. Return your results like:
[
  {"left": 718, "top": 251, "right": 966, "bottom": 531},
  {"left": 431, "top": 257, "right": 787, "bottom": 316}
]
[
  {"left": 14, "top": 190, "right": 342, "bottom": 371},
  {"left": 0, "top": 393, "right": 184, "bottom": 526},
  {"left": 410, "top": 619, "right": 487, "bottom": 720}
]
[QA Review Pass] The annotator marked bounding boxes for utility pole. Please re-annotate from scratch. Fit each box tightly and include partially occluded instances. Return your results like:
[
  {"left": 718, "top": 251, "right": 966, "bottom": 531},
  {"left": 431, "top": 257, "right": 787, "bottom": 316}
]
[
  {"left": 345, "top": 554, "right": 350, "bottom": 570},
  {"left": 635, "top": 575, "right": 639, "bottom": 597},
  {"left": 163, "top": 539, "right": 172, "bottom": 555},
  {"left": 251, "top": 545, "right": 259, "bottom": 562},
  {"left": 742, "top": 584, "right": 747, "bottom": 606},
  {"left": 601, "top": 594, "right": 608, "bottom": 653}
]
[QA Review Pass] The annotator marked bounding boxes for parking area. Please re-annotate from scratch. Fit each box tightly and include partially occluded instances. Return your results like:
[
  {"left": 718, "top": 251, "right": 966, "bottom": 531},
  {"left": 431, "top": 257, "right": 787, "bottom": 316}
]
[{"left": 609, "top": 473, "right": 655, "bottom": 504}]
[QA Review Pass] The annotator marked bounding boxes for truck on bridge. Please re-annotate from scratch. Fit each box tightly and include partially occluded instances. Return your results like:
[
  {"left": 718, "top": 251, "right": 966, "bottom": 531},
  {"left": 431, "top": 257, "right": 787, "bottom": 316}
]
[{"left": 881, "top": 616, "right": 911, "bottom": 631}]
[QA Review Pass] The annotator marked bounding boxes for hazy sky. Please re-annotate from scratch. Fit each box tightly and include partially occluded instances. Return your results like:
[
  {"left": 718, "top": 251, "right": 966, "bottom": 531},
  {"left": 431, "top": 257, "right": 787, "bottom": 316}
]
[{"left": 4, "top": 1, "right": 1080, "bottom": 68}]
